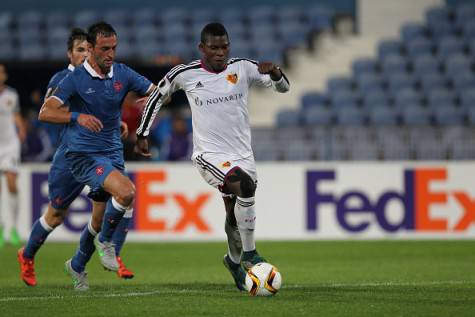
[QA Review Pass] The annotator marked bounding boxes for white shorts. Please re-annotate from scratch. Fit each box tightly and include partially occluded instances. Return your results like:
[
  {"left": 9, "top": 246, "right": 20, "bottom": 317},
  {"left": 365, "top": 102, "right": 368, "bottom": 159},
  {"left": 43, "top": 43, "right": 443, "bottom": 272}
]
[
  {"left": 192, "top": 153, "right": 257, "bottom": 196},
  {"left": 0, "top": 141, "right": 20, "bottom": 172}
]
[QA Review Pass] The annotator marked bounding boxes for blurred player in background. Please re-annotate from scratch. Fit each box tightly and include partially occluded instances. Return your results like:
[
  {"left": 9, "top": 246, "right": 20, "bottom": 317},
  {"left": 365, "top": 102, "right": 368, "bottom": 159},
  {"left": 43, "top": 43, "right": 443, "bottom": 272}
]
[
  {"left": 0, "top": 64, "right": 26, "bottom": 249},
  {"left": 18, "top": 27, "right": 136, "bottom": 289},
  {"left": 38, "top": 22, "right": 155, "bottom": 290},
  {"left": 135, "top": 22, "right": 290, "bottom": 291}
]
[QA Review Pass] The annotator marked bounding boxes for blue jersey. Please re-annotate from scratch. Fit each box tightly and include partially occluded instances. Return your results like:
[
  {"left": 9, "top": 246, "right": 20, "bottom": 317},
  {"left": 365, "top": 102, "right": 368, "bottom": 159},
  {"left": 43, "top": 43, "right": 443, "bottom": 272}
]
[
  {"left": 43, "top": 65, "right": 75, "bottom": 148},
  {"left": 53, "top": 60, "right": 151, "bottom": 154}
]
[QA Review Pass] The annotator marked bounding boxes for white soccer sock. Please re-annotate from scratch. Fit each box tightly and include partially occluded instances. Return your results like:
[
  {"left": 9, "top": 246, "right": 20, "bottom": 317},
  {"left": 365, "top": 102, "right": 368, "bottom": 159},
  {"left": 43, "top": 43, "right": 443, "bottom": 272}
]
[
  {"left": 234, "top": 196, "right": 256, "bottom": 252},
  {"left": 224, "top": 218, "right": 242, "bottom": 264},
  {"left": 8, "top": 192, "right": 19, "bottom": 229}
]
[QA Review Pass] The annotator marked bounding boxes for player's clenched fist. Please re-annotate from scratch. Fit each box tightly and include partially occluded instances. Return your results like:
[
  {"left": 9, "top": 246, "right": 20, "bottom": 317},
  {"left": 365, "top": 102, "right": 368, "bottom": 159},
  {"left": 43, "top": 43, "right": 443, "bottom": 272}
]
[
  {"left": 77, "top": 113, "right": 103, "bottom": 132},
  {"left": 257, "top": 62, "right": 282, "bottom": 81}
]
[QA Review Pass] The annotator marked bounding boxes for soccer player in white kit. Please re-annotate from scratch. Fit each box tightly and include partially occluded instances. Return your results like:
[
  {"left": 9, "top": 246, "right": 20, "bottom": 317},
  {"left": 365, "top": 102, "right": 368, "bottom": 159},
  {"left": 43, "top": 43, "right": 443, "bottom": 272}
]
[
  {"left": 135, "top": 23, "right": 290, "bottom": 291},
  {"left": 0, "top": 64, "right": 26, "bottom": 248}
]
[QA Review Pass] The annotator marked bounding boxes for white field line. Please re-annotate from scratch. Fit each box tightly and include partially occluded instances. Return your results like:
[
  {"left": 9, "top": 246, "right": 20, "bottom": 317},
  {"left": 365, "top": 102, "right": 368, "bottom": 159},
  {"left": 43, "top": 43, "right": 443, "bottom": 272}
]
[{"left": 1, "top": 280, "right": 474, "bottom": 302}]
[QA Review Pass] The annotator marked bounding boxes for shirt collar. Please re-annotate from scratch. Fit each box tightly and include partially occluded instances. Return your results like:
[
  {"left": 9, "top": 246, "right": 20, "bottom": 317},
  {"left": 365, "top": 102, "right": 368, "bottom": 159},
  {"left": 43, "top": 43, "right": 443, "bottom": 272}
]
[
  {"left": 68, "top": 64, "right": 75, "bottom": 72},
  {"left": 83, "top": 59, "right": 114, "bottom": 79}
]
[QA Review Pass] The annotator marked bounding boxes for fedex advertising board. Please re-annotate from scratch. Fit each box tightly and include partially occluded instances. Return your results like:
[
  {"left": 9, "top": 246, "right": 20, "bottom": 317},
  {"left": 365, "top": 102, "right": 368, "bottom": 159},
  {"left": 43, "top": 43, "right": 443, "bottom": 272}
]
[{"left": 14, "top": 162, "right": 475, "bottom": 241}]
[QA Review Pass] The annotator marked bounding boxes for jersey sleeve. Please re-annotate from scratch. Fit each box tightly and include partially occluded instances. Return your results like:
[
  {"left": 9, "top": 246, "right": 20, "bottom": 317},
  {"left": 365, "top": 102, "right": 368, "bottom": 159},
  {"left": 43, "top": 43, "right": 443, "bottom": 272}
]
[
  {"left": 125, "top": 65, "right": 153, "bottom": 95},
  {"left": 136, "top": 68, "right": 184, "bottom": 137},
  {"left": 44, "top": 72, "right": 61, "bottom": 99},
  {"left": 243, "top": 60, "right": 290, "bottom": 92},
  {"left": 52, "top": 73, "right": 76, "bottom": 104}
]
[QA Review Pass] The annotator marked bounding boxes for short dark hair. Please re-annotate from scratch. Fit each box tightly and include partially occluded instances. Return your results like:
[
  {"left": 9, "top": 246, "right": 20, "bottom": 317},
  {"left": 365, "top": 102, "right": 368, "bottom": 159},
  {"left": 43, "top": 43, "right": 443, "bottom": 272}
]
[
  {"left": 87, "top": 21, "right": 117, "bottom": 46},
  {"left": 200, "top": 22, "right": 228, "bottom": 44},
  {"left": 67, "top": 28, "right": 88, "bottom": 51}
]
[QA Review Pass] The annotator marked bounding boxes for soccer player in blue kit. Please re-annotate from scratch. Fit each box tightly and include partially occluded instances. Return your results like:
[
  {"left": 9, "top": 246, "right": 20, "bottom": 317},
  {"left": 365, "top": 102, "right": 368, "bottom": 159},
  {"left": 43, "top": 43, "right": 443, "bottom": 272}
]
[
  {"left": 38, "top": 22, "right": 155, "bottom": 290},
  {"left": 18, "top": 27, "right": 135, "bottom": 288}
]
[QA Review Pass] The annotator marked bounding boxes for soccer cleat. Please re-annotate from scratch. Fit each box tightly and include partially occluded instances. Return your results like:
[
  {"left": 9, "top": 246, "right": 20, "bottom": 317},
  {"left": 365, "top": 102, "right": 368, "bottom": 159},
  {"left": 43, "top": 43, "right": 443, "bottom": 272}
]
[
  {"left": 241, "top": 250, "right": 267, "bottom": 271},
  {"left": 93, "top": 235, "right": 119, "bottom": 271},
  {"left": 223, "top": 254, "right": 247, "bottom": 291},
  {"left": 10, "top": 228, "right": 21, "bottom": 246},
  {"left": 116, "top": 256, "right": 134, "bottom": 279},
  {"left": 17, "top": 247, "right": 37, "bottom": 286},
  {"left": 64, "top": 259, "right": 89, "bottom": 291}
]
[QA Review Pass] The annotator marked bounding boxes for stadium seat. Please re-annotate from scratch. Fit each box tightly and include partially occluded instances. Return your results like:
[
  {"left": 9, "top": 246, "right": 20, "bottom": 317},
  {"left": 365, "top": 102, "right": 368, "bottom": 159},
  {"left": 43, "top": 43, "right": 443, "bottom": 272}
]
[
  {"left": 0, "top": 12, "right": 13, "bottom": 29},
  {"left": 461, "top": 19, "right": 475, "bottom": 42},
  {"left": 418, "top": 72, "right": 448, "bottom": 92},
  {"left": 352, "top": 58, "right": 379, "bottom": 75},
  {"left": 361, "top": 90, "right": 390, "bottom": 110},
  {"left": 405, "top": 38, "right": 434, "bottom": 58},
  {"left": 19, "top": 43, "right": 46, "bottom": 60},
  {"left": 429, "top": 20, "right": 456, "bottom": 40},
  {"left": 116, "top": 41, "right": 135, "bottom": 60},
  {"left": 189, "top": 8, "right": 216, "bottom": 25},
  {"left": 161, "top": 7, "right": 188, "bottom": 25},
  {"left": 378, "top": 39, "right": 403, "bottom": 59},
  {"left": 401, "top": 23, "right": 428, "bottom": 42},
  {"left": 45, "top": 11, "right": 70, "bottom": 30},
  {"left": 426, "top": 89, "right": 457, "bottom": 109},
  {"left": 134, "top": 25, "right": 159, "bottom": 45},
  {"left": 454, "top": 3, "right": 475, "bottom": 29},
  {"left": 0, "top": 42, "right": 14, "bottom": 60},
  {"left": 302, "top": 107, "right": 333, "bottom": 126},
  {"left": 276, "top": 21, "right": 308, "bottom": 48},
  {"left": 229, "top": 38, "right": 253, "bottom": 59},
  {"left": 276, "top": 109, "right": 300, "bottom": 127},
  {"left": 381, "top": 54, "right": 408, "bottom": 74},
  {"left": 74, "top": 10, "right": 101, "bottom": 29},
  {"left": 304, "top": 6, "right": 334, "bottom": 31},
  {"left": 218, "top": 8, "right": 245, "bottom": 25},
  {"left": 444, "top": 54, "right": 473, "bottom": 77},
  {"left": 17, "top": 11, "right": 43, "bottom": 28},
  {"left": 248, "top": 5, "right": 275, "bottom": 25},
  {"left": 387, "top": 72, "right": 417, "bottom": 95},
  {"left": 436, "top": 36, "right": 466, "bottom": 58},
  {"left": 393, "top": 88, "right": 423, "bottom": 107},
  {"left": 282, "top": 141, "right": 315, "bottom": 161},
  {"left": 104, "top": 9, "right": 130, "bottom": 26},
  {"left": 426, "top": 7, "right": 452, "bottom": 27},
  {"left": 131, "top": 9, "right": 157, "bottom": 26},
  {"left": 327, "top": 77, "right": 353, "bottom": 94},
  {"left": 368, "top": 106, "right": 398, "bottom": 125},
  {"left": 401, "top": 104, "right": 432, "bottom": 125},
  {"left": 434, "top": 107, "right": 465, "bottom": 125},
  {"left": 301, "top": 92, "right": 327, "bottom": 110},
  {"left": 334, "top": 105, "right": 365, "bottom": 125},
  {"left": 355, "top": 73, "right": 384, "bottom": 94},
  {"left": 451, "top": 71, "right": 475, "bottom": 93},
  {"left": 330, "top": 90, "right": 359, "bottom": 109},
  {"left": 224, "top": 21, "right": 247, "bottom": 41},
  {"left": 412, "top": 54, "right": 441, "bottom": 76},
  {"left": 275, "top": 6, "right": 304, "bottom": 24},
  {"left": 460, "top": 90, "right": 475, "bottom": 111}
]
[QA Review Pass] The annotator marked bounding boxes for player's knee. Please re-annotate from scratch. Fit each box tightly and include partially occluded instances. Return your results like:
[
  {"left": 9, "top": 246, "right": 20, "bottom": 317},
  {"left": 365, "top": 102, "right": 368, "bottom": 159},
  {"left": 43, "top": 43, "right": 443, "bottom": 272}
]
[
  {"left": 239, "top": 174, "right": 256, "bottom": 198},
  {"left": 45, "top": 209, "right": 66, "bottom": 228},
  {"left": 116, "top": 184, "right": 135, "bottom": 207}
]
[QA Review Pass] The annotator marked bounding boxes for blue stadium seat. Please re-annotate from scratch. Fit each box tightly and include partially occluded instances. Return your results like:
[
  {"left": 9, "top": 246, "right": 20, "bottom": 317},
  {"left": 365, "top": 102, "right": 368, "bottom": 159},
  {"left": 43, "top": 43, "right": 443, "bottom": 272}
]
[
  {"left": 116, "top": 40, "right": 135, "bottom": 60},
  {"left": 162, "top": 23, "right": 188, "bottom": 42},
  {"left": 401, "top": 105, "right": 431, "bottom": 125},
  {"left": 429, "top": 20, "right": 456, "bottom": 40},
  {"left": 48, "top": 27, "right": 69, "bottom": 45},
  {"left": 136, "top": 40, "right": 168, "bottom": 59},
  {"left": 0, "top": 42, "right": 14, "bottom": 60},
  {"left": 412, "top": 54, "right": 441, "bottom": 76},
  {"left": 434, "top": 107, "right": 465, "bottom": 125},
  {"left": 466, "top": 107, "right": 475, "bottom": 125},
  {"left": 426, "top": 7, "right": 452, "bottom": 27},
  {"left": 134, "top": 25, "right": 159, "bottom": 45},
  {"left": 189, "top": 8, "right": 216, "bottom": 25},
  {"left": 462, "top": 20, "right": 475, "bottom": 41},
  {"left": 387, "top": 72, "right": 417, "bottom": 95},
  {"left": 132, "top": 9, "right": 157, "bottom": 26},
  {"left": 352, "top": 58, "right": 378, "bottom": 75},
  {"left": 361, "top": 90, "right": 390, "bottom": 110},
  {"left": 301, "top": 92, "right": 327, "bottom": 110},
  {"left": 460, "top": 90, "right": 475, "bottom": 110},
  {"left": 327, "top": 77, "right": 353, "bottom": 94},
  {"left": 401, "top": 23, "right": 428, "bottom": 42},
  {"left": 225, "top": 22, "right": 247, "bottom": 41},
  {"left": 436, "top": 36, "right": 465, "bottom": 58},
  {"left": 393, "top": 88, "right": 423, "bottom": 108},
  {"left": 330, "top": 90, "right": 359, "bottom": 109},
  {"left": 426, "top": 89, "right": 457, "bottom": 109},
  {"left": 355, "top": 73, "right": 384, "bottom": 94},
  {"left": 74, "top": 11, "right": 101, "bottom": 29},
  {"left": 451, "top": 71, "right": 475, "bottom": 93},
  {"left": 368, "top": 106, "right": 398, "bottom": 125},
  {"left": 334, "top": 105, "right": 365, "bottom": 125},
  {"left": 303, "top": 107, "right": 333, "bottom": 125},
  {"left": 162, "top": 7, "right": 188, "bottom": 26},
  {"left": 304, "top": 6, "right": 333, "bottom": 31},
  {"left": 282, "top": 141, "right": 315, "bottom": 161},
  {"left": 276, "top": 109, "right": 301, "bottom": 127},
  {"left": 275, "top": 6, "right": 304, "bottom": 24},
  {"left": 418, "top": 71, "right": 448, "bottom": 92},
  {"left": 444, "top": 54, "right": 473, "bottom": 77},
  {"left": 0, "top": 12, "right": 13, "bottom": 29},
  {"left": 378, "top": 39, "right": 403, "bottom": 59},
  {"left": 454, "top": 3, "right": 475, "bottom": 29},
  {"left": 276, "top": 21, "right": 307, "bottom": 48},
  {"left": 15, "top": 27, "right": 42, "bottom": 44},
  {"left": 45, "top": 11, "right": 70, "bottom": 30},
  {"left": 381, "top": 54, "right": 408, "bottom": 74},
  {"left": 405, "top": 38, "right": 434, "bottom": 58},
  {"left": 248, "top": 5, "right": 275, "bottom": 25},
  {"left": 104, "top": 9, "right": 129, "bottom": 26},
  {"left": 18, "top": 11, "right": 43, "bottom": 28},
  {"left": 229, "top": 38, "right": 253, "bottom": 59},
  {"left": 219, "top": 8, "right": 245, "bottom": 25},
  {"left": 249, "top": 24, "right": 276, "bottom": 42},
  {"left": 19, "top": 43, "right": 46, "bottom": 60}
]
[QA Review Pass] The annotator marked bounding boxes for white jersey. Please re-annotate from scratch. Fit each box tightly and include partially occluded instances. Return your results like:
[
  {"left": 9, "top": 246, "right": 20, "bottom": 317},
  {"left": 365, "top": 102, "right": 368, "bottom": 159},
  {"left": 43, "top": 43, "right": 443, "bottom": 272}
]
[
  {"left": 137, "top": 58, "right": 290, "bottom": 160},
  {"left": 0, "top": 86, "right": 20, "bottom": 147}
]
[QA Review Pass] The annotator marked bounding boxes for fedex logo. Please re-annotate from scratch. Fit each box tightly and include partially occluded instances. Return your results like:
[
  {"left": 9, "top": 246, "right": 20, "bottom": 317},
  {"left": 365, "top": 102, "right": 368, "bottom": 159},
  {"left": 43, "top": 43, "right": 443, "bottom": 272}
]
[
  {"left": 32, "top": 170, "right": 213, "bottom": 234},
  {"left": 307, "top": 168, "right": 475, "bottom": 233}
]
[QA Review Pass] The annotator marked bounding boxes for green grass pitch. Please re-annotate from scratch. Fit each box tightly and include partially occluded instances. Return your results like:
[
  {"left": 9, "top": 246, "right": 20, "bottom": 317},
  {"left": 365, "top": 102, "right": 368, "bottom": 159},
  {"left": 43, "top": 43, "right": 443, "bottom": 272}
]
[{"left": 1, "top": 241, "right": 474, "bottom": 316}]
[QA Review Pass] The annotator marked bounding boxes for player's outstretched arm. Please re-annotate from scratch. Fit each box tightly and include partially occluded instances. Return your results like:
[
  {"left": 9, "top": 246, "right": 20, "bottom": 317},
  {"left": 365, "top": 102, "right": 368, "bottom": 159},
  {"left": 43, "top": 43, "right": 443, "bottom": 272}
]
[{"left": 39, "top": 97, "right": 104, "bottom": 132}]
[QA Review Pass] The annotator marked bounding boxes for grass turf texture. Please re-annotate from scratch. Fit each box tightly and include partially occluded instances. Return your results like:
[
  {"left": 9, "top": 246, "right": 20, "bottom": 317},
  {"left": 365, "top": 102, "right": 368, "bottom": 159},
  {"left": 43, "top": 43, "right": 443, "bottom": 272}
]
[{"left": 1, "top": 241, "right": 474, "bottom": 316}]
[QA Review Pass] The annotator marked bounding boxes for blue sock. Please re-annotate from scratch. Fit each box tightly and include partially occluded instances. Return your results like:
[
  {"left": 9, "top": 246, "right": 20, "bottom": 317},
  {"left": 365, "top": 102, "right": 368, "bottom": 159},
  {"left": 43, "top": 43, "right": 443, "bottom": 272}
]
[
  {"left": 23, "top": 216, "right": 53, "bottom": 259},
  {"left": 99, "top": 198, "right": 126, "bottom": 243},
  {"left": 112, "top": 215, "right": 131, "bottom": 256},
  {"left": 71, "top": 221, "right": 97, "bottom": 273}
]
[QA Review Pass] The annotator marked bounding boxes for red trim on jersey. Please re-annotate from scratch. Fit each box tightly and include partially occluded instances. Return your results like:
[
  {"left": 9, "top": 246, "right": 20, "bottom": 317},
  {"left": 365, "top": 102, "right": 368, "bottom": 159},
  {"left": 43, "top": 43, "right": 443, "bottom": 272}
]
[{"left": 200, "top": 60, "right": 227, "bottom": 74}]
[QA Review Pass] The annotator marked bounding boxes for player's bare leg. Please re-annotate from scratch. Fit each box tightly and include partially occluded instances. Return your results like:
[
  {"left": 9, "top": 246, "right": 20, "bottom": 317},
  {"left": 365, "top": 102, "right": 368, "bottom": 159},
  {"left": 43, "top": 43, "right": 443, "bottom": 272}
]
[{"left": 5, "top": 171, "right": 20, "bottom": 246}]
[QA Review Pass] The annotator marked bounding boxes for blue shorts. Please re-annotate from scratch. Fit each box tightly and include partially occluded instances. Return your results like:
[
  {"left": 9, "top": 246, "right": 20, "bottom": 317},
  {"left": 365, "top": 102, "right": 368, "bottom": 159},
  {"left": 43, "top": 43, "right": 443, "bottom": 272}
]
[
  {"left": 48, "top": 145, "right": 85, "bottom": 210},
  {"left": 66, "top": 150, "right": 125, "bottom": 193}
]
